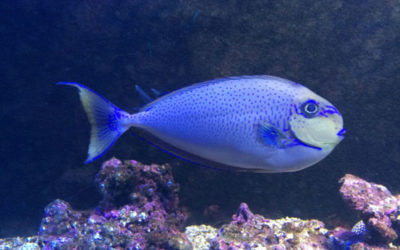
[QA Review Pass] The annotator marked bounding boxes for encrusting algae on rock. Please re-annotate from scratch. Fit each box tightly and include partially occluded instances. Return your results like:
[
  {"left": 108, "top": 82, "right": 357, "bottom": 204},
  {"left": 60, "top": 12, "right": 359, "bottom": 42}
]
[
  {"left": 185, "top": 203, "right": 332, "bottom": 249},
  {"left": 38, "top": 158, "right": 191, "bottom": 249},
  {"left": 209, "top": 203, "right": 330, "bottom": 249},
  {"left": 333, "top": 174, "right": 400, "bottom": 248},
  {"left": 185, "top": 225, "right": 218, "bottom": 250},
  {"left": 1, "top": 159, "right": 400, "bottom": 249}
]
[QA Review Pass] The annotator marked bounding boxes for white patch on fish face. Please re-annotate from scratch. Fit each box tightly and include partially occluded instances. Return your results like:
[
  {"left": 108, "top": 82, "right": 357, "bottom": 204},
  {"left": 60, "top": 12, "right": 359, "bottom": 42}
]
[{"left": 289, "top": 92, "right": 344, "bottom": 149}]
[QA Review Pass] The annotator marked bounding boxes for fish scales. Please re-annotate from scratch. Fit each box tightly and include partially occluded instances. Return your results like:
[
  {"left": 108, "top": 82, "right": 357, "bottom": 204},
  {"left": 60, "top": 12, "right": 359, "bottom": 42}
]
[
  {"left": 133, "top": 77, "right": 295, "bottom": 167},
  {"left": 58, "top": 75, "right": 344, "bottom": 173}
]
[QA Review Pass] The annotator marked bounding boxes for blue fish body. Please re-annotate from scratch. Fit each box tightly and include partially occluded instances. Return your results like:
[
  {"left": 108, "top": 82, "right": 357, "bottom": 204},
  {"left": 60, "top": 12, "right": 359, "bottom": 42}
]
[
  {"left": 329, "top": 220, "right": 368, "bottom": 249},
  {"left": 59, "top": 75, "right": 344, "bottom": 173}
]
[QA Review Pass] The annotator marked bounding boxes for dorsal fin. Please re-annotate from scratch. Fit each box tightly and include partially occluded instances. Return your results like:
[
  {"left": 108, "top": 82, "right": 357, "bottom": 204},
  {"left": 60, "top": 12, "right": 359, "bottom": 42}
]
[
  {"left": 151, "top": 88, "right": 168, "bottom": 98},
  {"left": 135, "top": 85, "right": 153, "bottom": 104},
  {"left": 135, "top": 85, "right": 169, "bottom": 105}
]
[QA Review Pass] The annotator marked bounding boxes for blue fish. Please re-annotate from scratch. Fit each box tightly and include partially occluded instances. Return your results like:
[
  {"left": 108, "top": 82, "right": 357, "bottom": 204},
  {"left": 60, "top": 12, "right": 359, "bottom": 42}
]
[
  {"left": 58, "top": 75, "right": 344, "bottom": 173},
  {"left": 329, "top": 220, "right": 368, "bottom": 249}
]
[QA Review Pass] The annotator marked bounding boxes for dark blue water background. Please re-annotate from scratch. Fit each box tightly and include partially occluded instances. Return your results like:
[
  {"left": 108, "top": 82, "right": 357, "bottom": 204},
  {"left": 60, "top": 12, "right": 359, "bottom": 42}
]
[{"left": 1, "top": 0, "right": 399, "bottom": 237}]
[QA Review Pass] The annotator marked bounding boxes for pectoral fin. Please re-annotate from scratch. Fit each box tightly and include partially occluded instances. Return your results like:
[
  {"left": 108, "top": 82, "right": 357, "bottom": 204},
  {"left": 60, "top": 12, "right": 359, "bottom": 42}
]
[{"left": 258, "top": 123, "right": 290, "bottom": 149}]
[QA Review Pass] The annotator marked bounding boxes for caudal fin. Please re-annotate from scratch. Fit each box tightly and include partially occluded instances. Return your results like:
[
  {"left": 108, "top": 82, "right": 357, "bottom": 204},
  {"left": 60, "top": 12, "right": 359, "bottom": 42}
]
[{"left": 58, "top": 82, "right": 130, "bottom": 163}]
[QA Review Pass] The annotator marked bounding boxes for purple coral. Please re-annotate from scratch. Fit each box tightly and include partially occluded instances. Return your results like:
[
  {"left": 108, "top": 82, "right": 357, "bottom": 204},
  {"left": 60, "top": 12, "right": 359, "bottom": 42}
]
[
  {"left": 210, "top": 202, "right": 329, "bottom": 249},
  {"left": 339, "top": 174, "right": 400, "bottom": 244},
  {"left": 37, "top": 158, "right": 190, "bottom": 249},
  {"left": 6, "top": 160, "right": 400, "bottom": 249},
  {"left": 39, "top": 199, "right": 82, "bottom": 237}
]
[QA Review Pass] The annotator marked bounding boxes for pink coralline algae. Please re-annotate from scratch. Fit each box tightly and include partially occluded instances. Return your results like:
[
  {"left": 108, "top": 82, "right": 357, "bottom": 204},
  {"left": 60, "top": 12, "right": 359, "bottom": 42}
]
[
  {"left": 209, "top": 202, "right": 330, "bottom": 249},
  {"left": 339, "top": 174, "right": 400, "bottom": 245},
  {"left": 38, "top": 158, "right": 191, "bottom": 249},
  {"left": 3, "top": 160, "right": 400, "bottom": 249}
]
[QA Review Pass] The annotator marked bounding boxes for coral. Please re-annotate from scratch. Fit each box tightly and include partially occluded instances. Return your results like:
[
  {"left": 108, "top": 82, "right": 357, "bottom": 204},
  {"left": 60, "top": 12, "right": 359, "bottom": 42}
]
[
  {"left": 0, "top": 236, "right": 40, "bottom": 250},
  {"left": 3, "top": 160, "right": 400, "bottom": 249},
  {"left": 209, "top": 202, "right": 330, "bottom": 249},
  {"left": 185, "top": 225, "right": 218, "bottom": 250},
  {"left": 338, "top": 174, "right": 400, "bottom": 245},
  {"left": 36, "top": 158, "right": 190, "bottom": 249}
]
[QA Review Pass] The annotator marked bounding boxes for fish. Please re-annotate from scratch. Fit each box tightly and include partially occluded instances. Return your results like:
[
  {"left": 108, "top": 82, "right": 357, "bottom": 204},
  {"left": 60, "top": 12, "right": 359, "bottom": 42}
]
[
  {"left": 58, "top": 75, "right": 345, "bottom": 173},
  {"left": 350, "top": 220, "right": 367, "bottom": 242},
  {"left": 329, "top": 220, "right": 368, "bottom": 249}
]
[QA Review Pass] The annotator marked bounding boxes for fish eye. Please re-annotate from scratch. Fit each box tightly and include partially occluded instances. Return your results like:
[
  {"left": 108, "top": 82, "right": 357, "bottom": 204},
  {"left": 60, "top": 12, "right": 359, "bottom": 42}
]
[{"left": 301, "top": 100, "right": 319, "bottom": 118}]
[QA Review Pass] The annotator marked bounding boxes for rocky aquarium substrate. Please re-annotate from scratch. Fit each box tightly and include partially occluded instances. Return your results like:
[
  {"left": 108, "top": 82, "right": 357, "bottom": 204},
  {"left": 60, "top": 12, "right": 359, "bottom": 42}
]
[{"left": 1, "top": 158, "right": 399, "bottom": 249}]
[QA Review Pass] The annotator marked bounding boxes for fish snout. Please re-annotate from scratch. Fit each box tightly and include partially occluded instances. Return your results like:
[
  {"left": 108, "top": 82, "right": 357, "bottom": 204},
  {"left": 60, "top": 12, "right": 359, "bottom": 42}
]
[{"left": 337, "top": 127, "right": 346, "bottom": 139}]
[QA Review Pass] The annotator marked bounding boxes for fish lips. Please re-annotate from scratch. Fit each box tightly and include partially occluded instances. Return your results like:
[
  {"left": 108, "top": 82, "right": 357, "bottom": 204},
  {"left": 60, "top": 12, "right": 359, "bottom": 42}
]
[
  {"left": 289, "top": 114, "right": 345, "bottom": 149},
  {"left": 337, "top": 128, "right": 346, "bottom": 138}
]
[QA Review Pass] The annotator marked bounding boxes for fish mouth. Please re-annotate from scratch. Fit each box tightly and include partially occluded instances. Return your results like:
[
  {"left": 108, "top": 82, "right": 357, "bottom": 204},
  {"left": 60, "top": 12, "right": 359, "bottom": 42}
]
[
  {"left": 289, "top": 125, "right": 345, "bottom": 150},
  {"left": 337, "top": 128, "right": 346, "bottom": 137}
]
